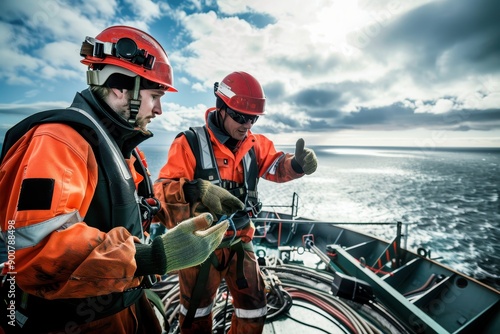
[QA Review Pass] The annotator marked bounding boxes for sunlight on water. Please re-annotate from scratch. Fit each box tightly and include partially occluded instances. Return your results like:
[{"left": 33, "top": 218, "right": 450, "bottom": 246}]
[
  {"left": 323, "top": 148, "right": 423, "bottom": 159},
  {"left": 338, "top": 167, "right": 411, "bottom": 176}
]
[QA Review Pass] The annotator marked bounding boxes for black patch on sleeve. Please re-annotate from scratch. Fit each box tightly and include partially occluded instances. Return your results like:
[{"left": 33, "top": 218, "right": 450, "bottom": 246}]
[{"left": 17, "top": 178, "right": 55, "bottom": 211}]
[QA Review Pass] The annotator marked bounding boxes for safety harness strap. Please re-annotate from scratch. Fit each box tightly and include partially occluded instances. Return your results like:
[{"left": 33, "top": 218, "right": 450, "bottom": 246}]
[
  {"left": 132, "top": 148, "right": 161, "bottom": 231},
  {"left": 180, "top": 125, "right": 261, "bottom": 226},
  {"left": 181, "top": 256, "right": 213, "bottom": 328},
  {"left": 181, "top": 126, "right": 220, "bottom": 184},
  {"left": 234, "top": 241, "right": 249, "bottom": 289},
  {"left": 181, "top": 240, "right": 252, "bottom": 328}
]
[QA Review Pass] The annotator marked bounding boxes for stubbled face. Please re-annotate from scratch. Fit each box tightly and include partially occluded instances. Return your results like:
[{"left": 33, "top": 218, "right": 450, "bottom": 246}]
[
  {"left": 112, "top": 88, "right": 165, "bottom": 131},
  {"left": 134, "top": 89, "right": 165, "bottom": 131},
  {"left": 220, "top": 108, "right": 254, "bottom": 141}
]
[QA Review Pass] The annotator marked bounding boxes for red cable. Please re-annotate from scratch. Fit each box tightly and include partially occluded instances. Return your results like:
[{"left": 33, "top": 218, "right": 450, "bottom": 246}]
[{"left": 287, "top": 288, "right": 358, "bottom": 334}]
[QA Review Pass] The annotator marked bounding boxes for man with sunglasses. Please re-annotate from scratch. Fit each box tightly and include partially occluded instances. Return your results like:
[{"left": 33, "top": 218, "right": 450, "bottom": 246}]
[{"left": 154, "top": 71, "right": 318, "bottom": 333}]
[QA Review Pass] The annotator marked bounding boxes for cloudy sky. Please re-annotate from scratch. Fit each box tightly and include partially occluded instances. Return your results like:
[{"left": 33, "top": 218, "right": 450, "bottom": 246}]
[{"left": 1, "top": 0, "right": 499, "bottom": 148}]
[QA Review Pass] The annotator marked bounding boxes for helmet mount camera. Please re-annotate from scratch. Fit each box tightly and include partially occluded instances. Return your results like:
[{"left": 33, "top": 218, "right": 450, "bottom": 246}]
[
  {"left": 115, "top": 38, "right": 139, "bottom": 59},
  {"left": 114, "top": 38, "right": 154, "bottom": 70}
]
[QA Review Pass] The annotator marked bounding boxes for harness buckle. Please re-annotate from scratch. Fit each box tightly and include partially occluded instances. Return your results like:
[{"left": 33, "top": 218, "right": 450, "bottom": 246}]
[
  {"left": 248, "top": 200, "right": 262, "bottom": 217},
  {"left": 139, "top": 196, "right": 161, "bottom": 231},
  {"left": 141, "top": 274, "right": 158, "bottom": 289}
]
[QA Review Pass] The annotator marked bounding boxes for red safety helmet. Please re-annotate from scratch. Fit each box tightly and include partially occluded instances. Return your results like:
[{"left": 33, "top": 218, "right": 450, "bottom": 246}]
[
  {"left": 215, "top": 71, "right": 265, "bottom": 115},
  {"left": 80, "top": 25, "right": 177, "bottom": 92}
]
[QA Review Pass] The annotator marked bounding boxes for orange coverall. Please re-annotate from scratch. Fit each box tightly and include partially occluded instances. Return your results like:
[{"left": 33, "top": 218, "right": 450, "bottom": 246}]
[
  {"left": 0, "top": 122, "right": 160, "bottom": 333},
  {"left": 154, "top": 108, "right": 304, "bottom": 334}
]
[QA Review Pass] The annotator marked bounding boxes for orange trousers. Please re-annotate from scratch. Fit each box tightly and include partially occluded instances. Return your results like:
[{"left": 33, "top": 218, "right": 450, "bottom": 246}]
[{"left": 178, "top": 246, "right": 267, "bottom": 334}]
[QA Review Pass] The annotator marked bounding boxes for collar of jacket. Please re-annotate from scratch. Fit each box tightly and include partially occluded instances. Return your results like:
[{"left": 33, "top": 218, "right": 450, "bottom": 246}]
[
  {"left": 206, "top": 108, "right": 255, "bottom": 149},
  {"left": 71, "top": 88, "right": 153, "bottom": 158},
  {"left": 207, "top": 109, "right": 230, "bottom": 144}
]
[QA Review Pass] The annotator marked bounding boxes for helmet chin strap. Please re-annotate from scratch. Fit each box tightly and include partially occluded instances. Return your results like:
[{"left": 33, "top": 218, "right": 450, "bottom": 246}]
[{"left": 128, "top": 76, "right": 141, "bottom": 125}]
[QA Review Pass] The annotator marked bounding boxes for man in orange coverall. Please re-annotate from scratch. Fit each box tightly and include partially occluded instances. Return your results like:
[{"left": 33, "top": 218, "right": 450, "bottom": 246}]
[
  {"left": 0, "top": 26, "right": 243, "bottom": 334},
  {"left": 154, "top": 71, "right": 318, "bottom": 333}
]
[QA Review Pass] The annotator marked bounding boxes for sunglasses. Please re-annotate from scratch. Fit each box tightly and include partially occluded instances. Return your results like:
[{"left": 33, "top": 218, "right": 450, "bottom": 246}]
[{"left": 225, "top": 107, "right": 259, "bottom": 124}]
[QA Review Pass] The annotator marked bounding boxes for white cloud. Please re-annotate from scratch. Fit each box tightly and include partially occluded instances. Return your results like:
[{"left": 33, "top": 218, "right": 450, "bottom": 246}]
[
  {"left": 154, "top": 102, "right": 208, "bottom": 132},
  {"left": 1, "top": 0, "right": 499, "bottom": 148},
  {"left": 79, "top": 0, "right": 118, "bottom": 17},
  {"left": 179, "top": 77, "right": 191, "bottom": 85},
  {"left": 217, "top": 0, "right": 248, "bottom": 14},
  {"left": 191, "top": 82, "right": 205, "bottom": 92},
  {"left": 432, "top": 99, "right": 454, "bottom": 114},
  {"left": 40, "top": 41, "right": 83, "bottom": 69},
  {"left": 172, "top": 0, "right": 445, "bottom": 107},
  {"left": 123, "top": 0, "right": 162, "bottom": 21}
]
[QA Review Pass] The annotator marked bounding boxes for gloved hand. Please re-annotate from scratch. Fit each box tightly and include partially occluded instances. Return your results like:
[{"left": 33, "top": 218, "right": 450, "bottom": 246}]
[
  {"left": 293, "top": 138, "right": 318, "bottom": 175},
  {"left": 184, "top": 179, "right": 245, "bottom": 215},
  {"left": 161, "top": 213, "right": 228, "bottom": 273},
  {"left": 135, "top": 213, "right": 229, "bottom": 275}
]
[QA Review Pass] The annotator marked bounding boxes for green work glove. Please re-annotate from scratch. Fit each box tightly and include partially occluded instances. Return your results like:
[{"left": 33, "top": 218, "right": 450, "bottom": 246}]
[
  {"left": 161, "top": 213, "right": 228, "bottom": 272},
  {"left": 135, "top": 213, "right": 228, "bottom": 275},
  {"left": 184, "top": 179, "right": 245, "bottom": 215},
  {"left": 293, "top": 138, "right": 318, "bottom": 175}
]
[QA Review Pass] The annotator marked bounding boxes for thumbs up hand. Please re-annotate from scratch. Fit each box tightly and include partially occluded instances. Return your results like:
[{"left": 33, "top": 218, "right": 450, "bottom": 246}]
[{"left": 293, "top": 138, "right": 318, "bottom": 175}]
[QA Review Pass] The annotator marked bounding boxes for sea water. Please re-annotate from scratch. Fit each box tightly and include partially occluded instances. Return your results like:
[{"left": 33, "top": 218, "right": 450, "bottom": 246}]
[{"left": 143, "top": 145, "right": 500, "bottom": 290}]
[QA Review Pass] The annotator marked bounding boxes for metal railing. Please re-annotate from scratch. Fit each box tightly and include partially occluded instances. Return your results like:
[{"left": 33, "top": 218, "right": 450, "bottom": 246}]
[{"left": 256, "top": 192, "right": 415, "bottom": 250}]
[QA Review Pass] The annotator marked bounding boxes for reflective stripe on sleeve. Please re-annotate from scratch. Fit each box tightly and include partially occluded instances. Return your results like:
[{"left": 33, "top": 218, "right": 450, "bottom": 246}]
[
  {"left": 263, "top": 153, "right": 284, "bottom": 177},
  {"left": 3, "top": 211, "right": 82, "bottom": 250}
]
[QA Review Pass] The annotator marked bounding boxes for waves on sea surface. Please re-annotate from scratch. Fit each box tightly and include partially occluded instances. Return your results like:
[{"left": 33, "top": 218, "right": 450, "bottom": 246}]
[{"left": 143, "top": 145, "right": 500, "bottom": 290}]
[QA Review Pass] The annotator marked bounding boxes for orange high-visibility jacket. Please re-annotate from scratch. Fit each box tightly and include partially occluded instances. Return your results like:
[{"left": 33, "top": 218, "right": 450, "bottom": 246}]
[
  {"left": 0, "top": 91, "right": 151, "bottom": 301},
  {"left": 154, "top": 108, "right": 304, "bottom": 229}
]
